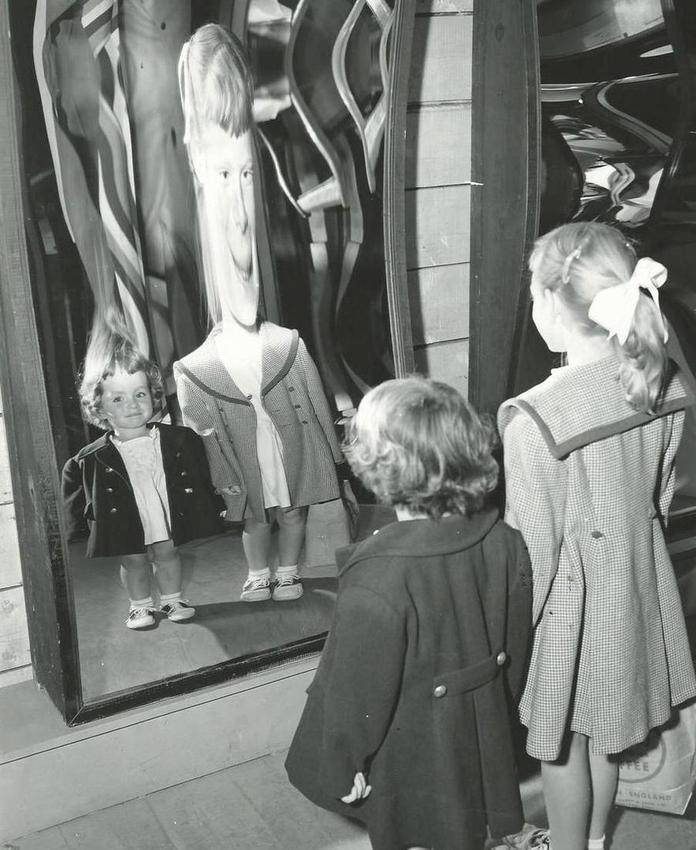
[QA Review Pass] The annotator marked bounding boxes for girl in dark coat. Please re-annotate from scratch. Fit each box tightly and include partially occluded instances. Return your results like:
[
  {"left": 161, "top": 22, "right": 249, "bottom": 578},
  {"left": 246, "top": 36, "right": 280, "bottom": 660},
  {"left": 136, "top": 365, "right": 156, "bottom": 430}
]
[
  {"left": 62, "top": 336, "right": 222, "bottom": 631},
  {"left": 285, "top": 376, "right": 533, "bottom": 850}
]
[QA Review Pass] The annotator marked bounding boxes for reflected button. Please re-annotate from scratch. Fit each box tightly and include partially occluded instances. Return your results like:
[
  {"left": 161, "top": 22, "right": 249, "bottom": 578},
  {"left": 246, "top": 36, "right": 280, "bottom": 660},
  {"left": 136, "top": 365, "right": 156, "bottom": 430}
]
[
  {"left": 109, "top": 507, "right": 118, "bottom": 513},
  {"left": 184, "top": 487, "right": 193, "bottom": 494},
  {"left": 496, "top": 651, "right": 507, "bottom": 666},
  {"left": 105, "top": 487, "right": 114, "bottom": 493},
  {"left": 433, "top": 684, "right": 447, "bottom": 698},
  {"left": 590, "top": 530, "right": 603, "bottom": 539}
]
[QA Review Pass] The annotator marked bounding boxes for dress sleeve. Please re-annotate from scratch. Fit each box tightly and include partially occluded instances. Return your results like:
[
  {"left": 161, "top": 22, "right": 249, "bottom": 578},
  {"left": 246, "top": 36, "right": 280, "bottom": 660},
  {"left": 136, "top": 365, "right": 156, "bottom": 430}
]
[
  {"left": 501, "top": 410, "right": 566, "bottom": 624},
  {"left": 318, "top": 582, "right": 406, "bottom": 798},
  {"left": 295, "top": 338, "right": 343, "bottom": 463},
  {"left": 61, "top": 457, "right": 88, "bottom": 541},
  {"left": 659, "top": 409, "right": 686, "bottom": 524}
]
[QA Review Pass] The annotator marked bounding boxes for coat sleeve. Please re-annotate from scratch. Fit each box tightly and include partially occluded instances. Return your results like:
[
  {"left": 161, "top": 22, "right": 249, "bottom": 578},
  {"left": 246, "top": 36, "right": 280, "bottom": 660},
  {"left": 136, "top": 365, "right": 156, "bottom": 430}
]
[
  {"left": 501, "top": 410, "right": 567, "bottom": 625},
  {"left": 659, "top": 409, "right": 685, "bottom": 524},
  {"left": 173, "top": 363, "right": 246, "bottom": 514},
  {"left": 318, "top": 582, "right": 406, "bottom": 798},
  {"left": 61, "top": 456, "right": 88, "bottom": 541},
  {"left": 295, "top": 338, "right": 344, "bottom": 463}
]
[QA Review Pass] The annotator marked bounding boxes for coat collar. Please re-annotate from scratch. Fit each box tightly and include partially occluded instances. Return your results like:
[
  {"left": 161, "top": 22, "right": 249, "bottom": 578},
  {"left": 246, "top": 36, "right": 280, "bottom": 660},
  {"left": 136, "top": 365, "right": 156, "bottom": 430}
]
[
  {"left": 175, "top": 321, "right": 299, "bottom": 404},
  {"left": 498, "top": 355, "right": 693, "bottom": 460},
  {"left": 74, "top": 422, "right": 179, "bottom": 460},
  {"left": 336, "top": 508, "right": 500, "bottom": 576}
]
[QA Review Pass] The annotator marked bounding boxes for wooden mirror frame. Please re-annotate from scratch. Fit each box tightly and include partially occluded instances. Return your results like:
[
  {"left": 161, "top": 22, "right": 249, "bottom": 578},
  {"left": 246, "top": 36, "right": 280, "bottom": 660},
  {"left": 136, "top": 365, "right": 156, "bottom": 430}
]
[{"left": 0, "top": 0, "right": 415, "bottom": 725}]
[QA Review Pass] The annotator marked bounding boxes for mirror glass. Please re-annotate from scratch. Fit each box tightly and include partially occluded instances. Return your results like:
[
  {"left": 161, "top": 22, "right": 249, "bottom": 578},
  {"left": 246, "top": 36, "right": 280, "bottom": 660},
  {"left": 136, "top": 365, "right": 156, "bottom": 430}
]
[{"left": 10, "top": 0, "right": 407, "bottom": 713}]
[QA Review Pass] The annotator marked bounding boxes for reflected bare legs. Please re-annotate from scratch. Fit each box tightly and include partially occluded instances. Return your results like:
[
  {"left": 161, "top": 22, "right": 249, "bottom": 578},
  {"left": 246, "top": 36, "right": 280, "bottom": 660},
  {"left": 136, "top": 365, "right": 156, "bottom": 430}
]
[
  {"left": 120, "top": 539, "right": 184, "bottom": 598},
  {"left": 242, "top": 506, "right": 308, "bottom": 570},
  {"left": 541, "top": 731, "right": 617, "bottom": 850}
]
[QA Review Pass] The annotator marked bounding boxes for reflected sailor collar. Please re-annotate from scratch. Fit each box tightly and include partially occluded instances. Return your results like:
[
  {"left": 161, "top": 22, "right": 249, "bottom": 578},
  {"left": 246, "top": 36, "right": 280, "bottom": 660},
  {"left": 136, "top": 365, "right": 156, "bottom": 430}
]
[
  {"left": 175, "top": 321, "right": 299, "bottom": 403},
  {"left": 498, "top": 354, "right": 693, "bottom": 460}
]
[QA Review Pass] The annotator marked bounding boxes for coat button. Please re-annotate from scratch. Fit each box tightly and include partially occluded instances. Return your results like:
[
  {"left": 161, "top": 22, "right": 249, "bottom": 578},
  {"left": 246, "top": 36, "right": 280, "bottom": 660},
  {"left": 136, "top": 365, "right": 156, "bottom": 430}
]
[
  {"left": 246, "top": 394, "right": 252, "bottom": 400},
  {"left": 288, "top": 386, "right": 295, "bottom": 392},
  {"left": 181, "top": 471, "right": 187, "bottom": 477},
  {"left": 105, "top": 467, "right": 113, "bottom": 473},
  {"left": 109, "top": 507, "right": 118, "bottom": 513},
  {"left": 302, "top": 420, "right": 308, "bottom": 425},
  {"left": 433, "top": 684, "right": 447, "bottom": 698},
  {"left": 106, "top": 487, "right": 114, "bottom": 493},
  {"left": 294, "top": 404, "right": 301, "bottom": 409},
  {"left": 496, "top": 651, "right": 507, "bottom": 666},
  {"left": 184, "top": 487, "right": 193, "bottom": 494},
  {"left": 591, "top": 530, "right": 603, "bottom": 539}
]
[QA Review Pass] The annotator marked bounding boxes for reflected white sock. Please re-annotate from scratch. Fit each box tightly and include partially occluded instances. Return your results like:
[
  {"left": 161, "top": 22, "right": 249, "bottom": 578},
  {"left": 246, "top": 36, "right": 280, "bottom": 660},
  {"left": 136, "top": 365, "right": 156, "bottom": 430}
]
[
  {"left": 276, "top": 564, "right": 299, "bottom": 578},
  {"left": 587, "top": 838, "right": 605, "bottom": 850},
  {"left": 248, "top": 567, "right": 270, "bottom": 580},
  {"left": 129, "top": 596, "right": 154, "bottom": 609},
  {"left": 160, "top": 592, "right": 182, "bottom": 603}
]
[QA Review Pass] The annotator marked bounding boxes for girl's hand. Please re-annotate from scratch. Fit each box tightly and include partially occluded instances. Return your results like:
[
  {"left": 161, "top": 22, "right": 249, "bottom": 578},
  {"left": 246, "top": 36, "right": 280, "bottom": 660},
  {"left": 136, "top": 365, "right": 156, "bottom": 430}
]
[{"left": 340, "top": 772, "right": 371, "bottom": 804}]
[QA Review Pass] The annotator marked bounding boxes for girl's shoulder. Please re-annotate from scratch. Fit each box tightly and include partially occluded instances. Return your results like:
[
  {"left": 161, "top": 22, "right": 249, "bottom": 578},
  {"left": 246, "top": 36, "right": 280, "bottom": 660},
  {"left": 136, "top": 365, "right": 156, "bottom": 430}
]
[{"left": 498, "top": 356, "right": 691, "bottom": 460}]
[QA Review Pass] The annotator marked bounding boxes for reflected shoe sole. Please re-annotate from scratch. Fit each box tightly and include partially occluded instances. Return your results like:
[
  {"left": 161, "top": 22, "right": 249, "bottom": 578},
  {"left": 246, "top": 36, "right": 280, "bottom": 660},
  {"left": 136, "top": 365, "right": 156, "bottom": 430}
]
[
  {"left": 271, "top": 577, "right": 303, "bottom": 601},
  {"left": 126, "top": 607, "right": 157, "bottom": 630},
  {"left": 160, "top": 601, "right": 196, "bottom": 622}
]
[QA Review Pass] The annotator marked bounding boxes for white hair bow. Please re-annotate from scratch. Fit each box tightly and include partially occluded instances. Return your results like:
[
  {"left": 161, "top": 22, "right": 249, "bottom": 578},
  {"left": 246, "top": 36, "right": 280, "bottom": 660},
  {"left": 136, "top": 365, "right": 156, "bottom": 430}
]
[{"left": 587, "top": 257, "right": 669, "bottom": 345}]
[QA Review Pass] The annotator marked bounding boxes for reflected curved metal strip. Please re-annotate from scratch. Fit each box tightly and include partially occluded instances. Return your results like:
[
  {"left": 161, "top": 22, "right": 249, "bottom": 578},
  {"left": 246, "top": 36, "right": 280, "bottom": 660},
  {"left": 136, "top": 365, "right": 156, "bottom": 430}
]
[
  {"left": 286, "top": 0, "right": 347, "bottom": 212},
  {"left": 331, "top": 0, "right": 394, "bottom": 193}
]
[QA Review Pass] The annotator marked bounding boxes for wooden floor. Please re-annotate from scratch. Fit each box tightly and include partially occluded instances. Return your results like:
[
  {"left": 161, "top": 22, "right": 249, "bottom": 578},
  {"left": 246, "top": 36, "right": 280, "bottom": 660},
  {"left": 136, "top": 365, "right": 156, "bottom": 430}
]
[{"left": 7, "top": 747, "right": 696, "bottom": 850}]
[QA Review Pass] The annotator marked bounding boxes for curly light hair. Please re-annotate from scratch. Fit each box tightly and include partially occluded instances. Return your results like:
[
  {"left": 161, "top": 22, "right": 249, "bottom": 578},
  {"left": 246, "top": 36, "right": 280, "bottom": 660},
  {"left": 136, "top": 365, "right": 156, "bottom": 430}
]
[
  {"left": 79, "top": 334, "right": 165, "bottom": 430},
  {"left": 344, "top": 377, "right": 498, "bottom": 518}
]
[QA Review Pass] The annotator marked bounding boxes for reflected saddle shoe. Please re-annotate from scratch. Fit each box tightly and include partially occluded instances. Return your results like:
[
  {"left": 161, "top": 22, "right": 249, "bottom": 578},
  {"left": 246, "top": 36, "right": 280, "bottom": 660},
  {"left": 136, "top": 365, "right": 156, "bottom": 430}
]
[
  {"left": 126, "top": 606, "right": 157, "bottom": 630},
  {"left": 240, "top": 575, "right": 272, "bottom": 602},
  {"left": 271, "top": 574, "right": 303, "bottom": 601},
  {"left": 160, "top": 599, "right": 196, "bottom": 622}
]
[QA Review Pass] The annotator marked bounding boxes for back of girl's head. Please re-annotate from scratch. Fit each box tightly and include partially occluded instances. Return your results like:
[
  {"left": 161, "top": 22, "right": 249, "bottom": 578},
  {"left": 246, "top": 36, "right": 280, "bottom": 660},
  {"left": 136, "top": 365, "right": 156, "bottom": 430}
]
[
  {"left": 79, "top": 333, "right": 164, "bottom": 430},
  {"left": 529, "top": 221, "right": 668, "bottom": 413},
  {"left": 178, "top": 23, "right": 253, "bottom": 147},
  {"left": 344, "top": 376, "right": 498, "bottom": 518}
]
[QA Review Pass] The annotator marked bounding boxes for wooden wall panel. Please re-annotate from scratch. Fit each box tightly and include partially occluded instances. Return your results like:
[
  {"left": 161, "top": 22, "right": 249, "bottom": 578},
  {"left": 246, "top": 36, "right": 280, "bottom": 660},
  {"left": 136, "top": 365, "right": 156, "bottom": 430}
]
[
  {"left": 409, "top": 14, "right": 472, "bottom": 103},
  {"left": 405, "top": 104, "right": 471, "bottom": 188},
  {"left": 414, "top": 339, "right": 469, "bottom": 397},
  {"left": 406, "top": 184, "right": 471, "bottom": 269},
  {"left": 408, "top": 264, "right": 469, "bottom": 346}
]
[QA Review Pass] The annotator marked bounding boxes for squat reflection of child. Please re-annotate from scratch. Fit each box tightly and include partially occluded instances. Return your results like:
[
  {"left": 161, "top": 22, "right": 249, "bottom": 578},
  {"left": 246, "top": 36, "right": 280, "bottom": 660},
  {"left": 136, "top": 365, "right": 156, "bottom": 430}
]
[
  {"left": 286, "top": 377, "right": 533, "bottom": 850},
  {"left": 61, "top": 336, "right": 223, "bottom": 630}
]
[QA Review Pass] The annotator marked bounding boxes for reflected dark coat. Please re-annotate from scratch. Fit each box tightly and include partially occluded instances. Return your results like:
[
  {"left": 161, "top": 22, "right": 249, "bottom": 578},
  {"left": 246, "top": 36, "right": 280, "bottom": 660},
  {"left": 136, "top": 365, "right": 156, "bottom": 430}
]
[
  {"left": 285, "top": 511, "right": 533, "bottom": 850},
  {"left": 61, "top": 423, "right": 223, "bottom": 557}
]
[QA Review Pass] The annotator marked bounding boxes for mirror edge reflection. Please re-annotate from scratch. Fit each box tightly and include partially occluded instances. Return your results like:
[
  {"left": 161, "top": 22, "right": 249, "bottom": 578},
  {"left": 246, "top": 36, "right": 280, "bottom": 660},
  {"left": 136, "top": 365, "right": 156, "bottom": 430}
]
[{"left": 0, "top": 0, "right": 417, "bottom": 727}]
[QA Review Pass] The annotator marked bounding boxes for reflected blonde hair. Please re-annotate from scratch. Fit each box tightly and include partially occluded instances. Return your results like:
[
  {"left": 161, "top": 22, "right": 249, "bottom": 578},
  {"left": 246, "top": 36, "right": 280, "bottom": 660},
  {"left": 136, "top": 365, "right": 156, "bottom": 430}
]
[
  {"left": 344, "top": 377, "right": 498, "bottom": 518},
  {"left": 79, "top": 333, "right": 164, "bottom": 430},
  {"left": 529, "top": 222, "right": 669, "bottom": 413},
  {"left": 178, "top": 24, "right": 256, "bottom": 325}
]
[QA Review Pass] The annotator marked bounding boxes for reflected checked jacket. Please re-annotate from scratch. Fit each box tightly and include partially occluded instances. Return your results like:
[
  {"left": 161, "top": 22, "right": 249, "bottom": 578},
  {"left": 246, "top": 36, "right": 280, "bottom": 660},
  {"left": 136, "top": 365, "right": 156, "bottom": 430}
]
[
  {"left": 61, "top": 423, "right": 223, "bottom": 557},
  {"left": 174, "top": 321, "right": 343, "bottom": 522}
]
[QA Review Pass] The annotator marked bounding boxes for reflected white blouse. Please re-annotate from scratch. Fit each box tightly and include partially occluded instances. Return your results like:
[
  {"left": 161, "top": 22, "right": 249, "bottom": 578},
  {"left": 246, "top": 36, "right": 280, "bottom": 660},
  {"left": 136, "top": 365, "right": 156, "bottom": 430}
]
[{"left": 111, "top": 428, "right": 171, "bottom": 545}]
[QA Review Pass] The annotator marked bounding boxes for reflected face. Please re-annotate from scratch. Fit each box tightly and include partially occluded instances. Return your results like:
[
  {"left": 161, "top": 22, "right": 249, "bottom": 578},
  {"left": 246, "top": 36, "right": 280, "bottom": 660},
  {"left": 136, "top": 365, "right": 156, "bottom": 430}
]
[
  {"left": 193, "top": 125, "right": 259, "bottom": 326},
  {"left": 99, "top": 369, "right": 153, "bottom": 439},
  {"left": 531, "top": 280, "right": 567, "bottom": 353}
]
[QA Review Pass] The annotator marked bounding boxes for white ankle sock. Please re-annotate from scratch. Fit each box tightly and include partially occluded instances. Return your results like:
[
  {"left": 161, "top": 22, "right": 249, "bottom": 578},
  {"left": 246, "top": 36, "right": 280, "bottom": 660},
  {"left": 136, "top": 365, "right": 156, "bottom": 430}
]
[
  {"left": 587, "top": 837, "right": 605, "bottom": 850},
  {"left": 160, "top": 592, "right": 182, "bottom": 604},
  {"left": 276, "top": 564, "right": 299, "bottom": 578},
  {"left": 129, "top": 596, "right": 154, "bottom": 609},
  {"left": 248, "top": 567, "right": 270, "bottom": 580}
]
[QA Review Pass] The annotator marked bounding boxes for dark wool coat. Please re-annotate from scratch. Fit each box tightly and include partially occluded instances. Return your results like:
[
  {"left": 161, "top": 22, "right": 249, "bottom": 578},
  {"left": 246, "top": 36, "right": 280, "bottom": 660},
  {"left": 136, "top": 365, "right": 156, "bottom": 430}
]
[
  {"left": 498, "top": 355, "right": 696, "bottom": 760},
  {"left": 61, "top": 423, "right": 224, "bottom": 557},
  {"left": 173, "top": 322, "right": 343, "bottom": 522},
  {"left": 285, "top": 511, "right": 533, "bottom": 850}
]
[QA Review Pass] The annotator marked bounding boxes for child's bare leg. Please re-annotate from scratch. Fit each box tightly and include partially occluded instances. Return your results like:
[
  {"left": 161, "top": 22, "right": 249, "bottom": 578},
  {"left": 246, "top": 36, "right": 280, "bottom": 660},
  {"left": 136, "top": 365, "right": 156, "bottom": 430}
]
[
  {"left": 588, "top": 747, "right": 617, "bottom": 843},
  {"left": 540, "top": 731, "right": 591, "bottom": 850},
  {"left": 151, "top": 539, "right": 195, "bottom": 621},
  {"left": 242, "top": 517, "right": 273, "bottom": 570},
  {"left": 275, "top": 505, "right": 307, "bottom": 567},
  {"left": 240, "top": 517, "right": 273, "bottom": 601},
  {"left": 151, "top": 539, "right": 183, "bottom": 595},
  {"left": 120, "top": 554, "right": 152, "bottom": 601}
]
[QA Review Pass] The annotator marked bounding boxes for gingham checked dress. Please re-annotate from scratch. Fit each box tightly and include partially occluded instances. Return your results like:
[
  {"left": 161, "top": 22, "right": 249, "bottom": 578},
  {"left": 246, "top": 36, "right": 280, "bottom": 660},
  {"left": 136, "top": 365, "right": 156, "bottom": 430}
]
[{"left": 498, "top": 354, "right": 696, "bottom": 760}]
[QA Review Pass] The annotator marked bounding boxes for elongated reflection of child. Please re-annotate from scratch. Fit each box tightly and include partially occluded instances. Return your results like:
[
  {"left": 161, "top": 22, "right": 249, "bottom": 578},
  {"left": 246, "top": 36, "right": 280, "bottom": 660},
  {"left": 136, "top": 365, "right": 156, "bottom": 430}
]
[
  {"left": 286, "top": 377, "right": 533, "bottom": 850},
  {"left": 174, "top": 24, "right": 346, "bottom": 604},
  {"left": 62, "top": 335, "right": 222, "bottom": 630}
]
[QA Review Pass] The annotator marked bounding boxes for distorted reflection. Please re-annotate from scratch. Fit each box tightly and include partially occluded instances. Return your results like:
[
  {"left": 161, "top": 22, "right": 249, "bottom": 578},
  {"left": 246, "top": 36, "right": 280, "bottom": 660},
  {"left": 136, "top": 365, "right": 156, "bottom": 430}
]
[{"left": 13, "top": 0, "right": 400, "bottom": 702}]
